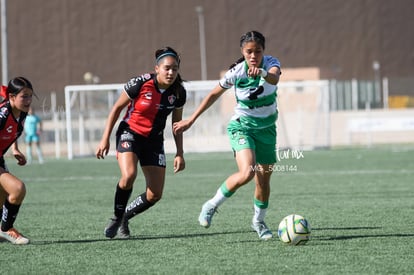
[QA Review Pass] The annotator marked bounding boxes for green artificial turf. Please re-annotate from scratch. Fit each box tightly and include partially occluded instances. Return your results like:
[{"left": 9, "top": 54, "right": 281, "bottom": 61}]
[{"left": 1, "top": 144, "right": 413, "bottom": 274}]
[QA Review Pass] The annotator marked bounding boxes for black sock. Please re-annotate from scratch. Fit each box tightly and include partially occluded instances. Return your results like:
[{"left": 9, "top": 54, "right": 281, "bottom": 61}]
[
  {"left": 1, "top": 200, "right": 21, "bottom": 231},
  {"left": 113, "top": 183, "right": 132, "bottom": 219},
  {"left": 124, "top": 192, "right": 155, "bottom": 220},
  {"left": 0, "top": 205, "right": 3, "bottom": 227}
]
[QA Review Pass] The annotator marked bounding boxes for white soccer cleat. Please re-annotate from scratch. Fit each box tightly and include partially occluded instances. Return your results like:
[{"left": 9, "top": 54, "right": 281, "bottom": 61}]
[
  {"left": 0, "top": 228, "right": 30, "bottom": 245},
  {"left": 198, "top": 202, "right": 217, "bottom": 228},
  {"left": 251, "top": 221, "right": 273, "bottom": 240}
]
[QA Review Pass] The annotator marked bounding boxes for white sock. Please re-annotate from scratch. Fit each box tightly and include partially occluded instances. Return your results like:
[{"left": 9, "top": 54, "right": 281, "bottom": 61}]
[
  {"left": 208, "top": 188, "right": 227, "bottom": 207},
  {"left": 252, "top": 204, "right": 267, "bottom": 223}
]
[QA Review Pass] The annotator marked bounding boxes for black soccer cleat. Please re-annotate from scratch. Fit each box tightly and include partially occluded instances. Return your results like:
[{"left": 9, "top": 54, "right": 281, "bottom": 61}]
[
  {"left": 104, "top": 217, "right": 122, "bottom": 238},
  {"left": 117, "top": 218, "right": 130, "bottom": 239}
]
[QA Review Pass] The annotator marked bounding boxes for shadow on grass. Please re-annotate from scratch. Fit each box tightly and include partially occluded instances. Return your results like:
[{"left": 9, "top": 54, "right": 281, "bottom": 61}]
[
  {"left": 313, "top": 226, "right": 382, "bottom": 230},
  {"left": 319, "top": 233, "right": 414, "bottom": 241},
  {"left": 312, "top": 226, "right": 414, "bottom": 241},
  {"left": 31, "top": 229, "right": 252, "bottom": 245},
  {"left": 28, "top": 226, "right": 414, "bottom": 245}
]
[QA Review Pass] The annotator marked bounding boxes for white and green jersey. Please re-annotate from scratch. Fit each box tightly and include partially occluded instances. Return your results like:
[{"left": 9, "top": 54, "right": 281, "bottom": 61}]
[{"left": 219, "top": 55, "right": 281, "bottom": 129}]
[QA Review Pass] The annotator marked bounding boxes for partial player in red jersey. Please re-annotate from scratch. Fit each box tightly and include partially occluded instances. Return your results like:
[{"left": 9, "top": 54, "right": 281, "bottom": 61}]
[
  {"left": 0, "top": 77, "right": 34, "bottom": 245},
  {"left": 96, "top": 46, "right": 187, "bottom": 238}
]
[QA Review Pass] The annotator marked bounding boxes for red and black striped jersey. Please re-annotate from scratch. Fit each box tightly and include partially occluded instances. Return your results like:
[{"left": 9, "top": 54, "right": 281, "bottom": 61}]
[
  {"left": 0, "top": 101, "right": 27, "bottom": 157},
  {"left": 122, "top": 73, "right": 186, "bottom": 138}
]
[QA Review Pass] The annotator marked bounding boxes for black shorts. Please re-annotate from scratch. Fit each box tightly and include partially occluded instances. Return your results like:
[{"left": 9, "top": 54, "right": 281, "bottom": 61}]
[
  {"left": 0, "top": 156, "right": 8, "bottom": 171},
  {"left": 115, "top": 122, "right": 166, "bottom": 167}
]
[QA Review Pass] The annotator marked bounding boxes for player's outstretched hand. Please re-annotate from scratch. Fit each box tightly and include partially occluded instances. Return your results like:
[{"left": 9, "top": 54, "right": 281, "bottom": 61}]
[{"left": 173, "top": 120, "right": 192, "bottom": 135}]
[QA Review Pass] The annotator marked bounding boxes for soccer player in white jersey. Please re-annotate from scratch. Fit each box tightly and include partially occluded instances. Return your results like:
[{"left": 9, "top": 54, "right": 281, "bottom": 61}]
[{"left": 173, "top": 30, "right": 281, "bottom": 240}]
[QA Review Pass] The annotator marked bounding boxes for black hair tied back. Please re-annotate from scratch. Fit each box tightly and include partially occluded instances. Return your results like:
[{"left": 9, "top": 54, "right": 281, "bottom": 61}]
[
  {"left": 239, "top": 30, "right": 266, "bottom": 50},
  {"left": 7, "top": 76, "right": 34, "bottom": 95},
  {"left": 229, "top": 30, "right": 266, "bottom": 70},
  {"left": 155, "top": 46, "right": 181, "bottom": 66}
]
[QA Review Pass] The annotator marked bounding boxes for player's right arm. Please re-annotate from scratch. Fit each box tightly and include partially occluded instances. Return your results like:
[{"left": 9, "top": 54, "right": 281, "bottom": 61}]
[
  {"left": 173, "top": 84, "right": 227, "bottom": 134},
  {"left": 96, "top": 91, "right": 130, "bottom": 159}
]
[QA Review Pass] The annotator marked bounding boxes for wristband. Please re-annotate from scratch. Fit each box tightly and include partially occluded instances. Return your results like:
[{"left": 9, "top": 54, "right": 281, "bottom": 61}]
[{"left": 260, "top": 69, "right": 268, "bottom": 78}]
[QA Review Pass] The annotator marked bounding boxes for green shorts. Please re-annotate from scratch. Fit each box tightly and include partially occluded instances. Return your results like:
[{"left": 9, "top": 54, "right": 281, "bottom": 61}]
[{"left": 227, "top": 119, "right": 277, "bottom": 164}]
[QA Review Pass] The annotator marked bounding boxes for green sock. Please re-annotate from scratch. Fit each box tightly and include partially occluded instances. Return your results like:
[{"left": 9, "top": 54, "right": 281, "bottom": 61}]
[
  {"left": 254, "top": 198, "right": 268, "bottom": 209},
  {"left": 220, "top": 182, "right": 235, "bottom": 198}
]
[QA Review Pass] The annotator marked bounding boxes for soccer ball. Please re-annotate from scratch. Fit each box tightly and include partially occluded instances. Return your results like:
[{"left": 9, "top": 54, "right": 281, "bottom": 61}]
[{"left": 277, "top": 214, "right": 311, "bottom": 245}]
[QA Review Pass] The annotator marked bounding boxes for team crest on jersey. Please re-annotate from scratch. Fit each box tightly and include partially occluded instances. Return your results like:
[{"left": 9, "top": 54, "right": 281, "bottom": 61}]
[
  {"left": 144, "top": 92, "right": 152, "bottom": 100},
  {"left": 168, "top": 95, "right": 176, "bottom": 105}
]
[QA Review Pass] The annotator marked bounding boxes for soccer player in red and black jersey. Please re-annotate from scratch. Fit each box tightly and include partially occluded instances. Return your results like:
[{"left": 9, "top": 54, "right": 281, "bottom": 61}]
[
  {"left": 0, "top": 77, "right": 34, "bottom": 245},
  {"left": 96, "top": 47, "right": 187, "bottom": 238}
]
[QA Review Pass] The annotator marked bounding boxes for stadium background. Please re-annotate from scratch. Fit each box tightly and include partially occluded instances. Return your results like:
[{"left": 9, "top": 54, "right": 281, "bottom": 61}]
[
  {"left": 1, "top": 0, "right": 414, "bottom": 106},
  {"left": 1, "top": 0, "right": 413, "bottom": 157}
]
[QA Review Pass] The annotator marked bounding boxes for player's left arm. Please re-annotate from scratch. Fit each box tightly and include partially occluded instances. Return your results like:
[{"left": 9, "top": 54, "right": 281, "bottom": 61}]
[
  {"left": 263, "top": 66, "right": 281, "bottom": 85},
  {"left": 172, "top": 107, "right": 185, "bottom": 173}
]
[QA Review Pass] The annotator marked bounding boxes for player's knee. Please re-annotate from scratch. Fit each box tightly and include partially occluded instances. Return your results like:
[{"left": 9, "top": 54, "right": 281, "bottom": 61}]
[
  {"left": 146, "top": 191, "right": 162, "bottom": 203},
  {"left": 244, "top": 169, "right": 256, "bottom": 182},
  {"left": 119, "top": 174, "right": 136, "bottom": 189},
  {"left": 8, "top": 182, "right": 26, "bottom": 204},
  {"left": 237, "top": 169, "right": 255, "bottom": 186}
]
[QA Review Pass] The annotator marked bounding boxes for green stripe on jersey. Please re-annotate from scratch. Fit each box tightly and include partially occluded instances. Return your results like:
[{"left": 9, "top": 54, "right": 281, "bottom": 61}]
[{"left": 238, "top": 113, "right": 277, "bottom": 129}]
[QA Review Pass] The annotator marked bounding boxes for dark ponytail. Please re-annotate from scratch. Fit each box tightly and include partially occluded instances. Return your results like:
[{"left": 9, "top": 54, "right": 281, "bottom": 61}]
[{"left": 229, "top": 57, "right": 245, "bottom": 70}]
